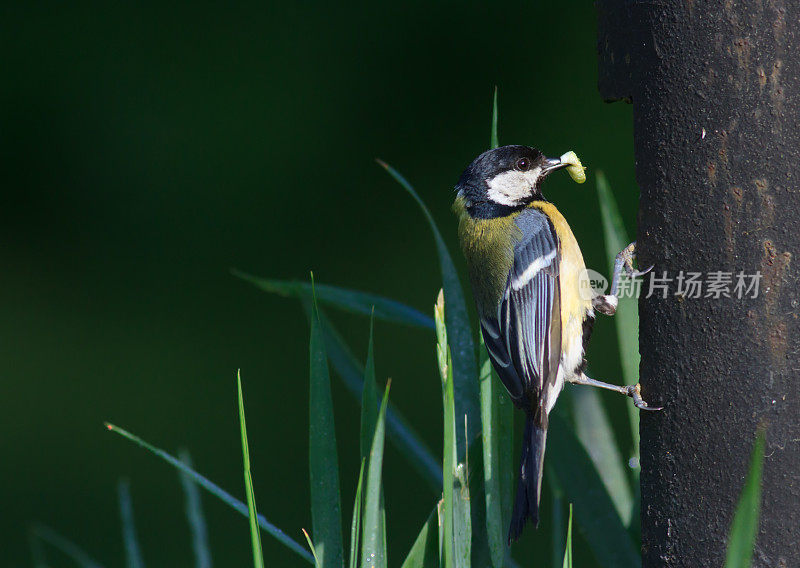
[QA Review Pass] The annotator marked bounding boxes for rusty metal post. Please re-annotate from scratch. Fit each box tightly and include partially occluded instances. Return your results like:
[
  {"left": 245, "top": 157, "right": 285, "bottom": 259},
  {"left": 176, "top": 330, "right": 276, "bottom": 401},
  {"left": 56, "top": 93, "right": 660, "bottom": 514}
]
[{"left": 597, "top": 2, "right": 800, "bottom": 566}]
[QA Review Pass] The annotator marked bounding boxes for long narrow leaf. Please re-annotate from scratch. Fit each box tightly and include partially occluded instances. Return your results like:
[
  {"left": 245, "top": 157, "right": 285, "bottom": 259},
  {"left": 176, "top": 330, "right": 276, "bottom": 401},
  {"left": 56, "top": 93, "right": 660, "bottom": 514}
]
[
  {"left": 178, "top": 450, "right": 213, "bottom": 568},
  {"left": 548, "top": 411, "right": 641, "bottom": 567},
  {"left": 233, "top": 270, "right": 433, "bottom": 330},
  {"left": 361, "top": 312, "right": 379, "bottom": 462},
  {"left": 571, "top": 387, "right": 633, "bottom": 526},
  {"left": 104, "top": 423, "right": 314, "bottom": 564},
  {"left": 30, "top": 525, "right": 104, "bottom": 568},
  {"left": 238, "top": 373, "right": 265, "bottom": 568},
  {"left": 596, "top": 172, "right": 640, "bottom": 467},
  {"left": 349, "top": 460, "right": 366, "bottom": 568},
  {"left": 361, "top": 381, "right": 392, "bottom": 568},
  {"left": 478, "top": 341, "right": 500, "bottom": 566},
  {"left": 118, "top": 479, "right": 145, "bottom": 568},
  {"left": 435, "top": 291, "right": 456, "bottom": 568},
  {"left": 378, "top": 160, "right": 480, "bottom": 456},
  {"left": 490, "top": 87, "right": 499, "bottom": 150},
  {"left": 305, "top": 302, "right": 442, "bottom": 491},
  {"left": 453, "top": 427, "right": 472, "bottom": 568},
  {"left": 562, "top": 505, "right": 573, "bottom": 568},
  {"left": 724, "top": 430, "right": 766, "bottom": 568},
  {"left": 309, "top": 279, "right": 344, "bottom": 568},
  {"left": 400, "top": 507, "right": 439, "bottom": 568}
]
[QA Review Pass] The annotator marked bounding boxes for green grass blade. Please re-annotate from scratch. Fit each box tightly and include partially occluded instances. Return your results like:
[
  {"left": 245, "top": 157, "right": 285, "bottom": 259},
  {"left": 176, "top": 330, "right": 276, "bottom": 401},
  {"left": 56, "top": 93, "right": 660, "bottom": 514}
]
[
  {"left": 361, "top": 381, "right": 392, "bottom": 568},
  {"left": 178, "top": 450, "right": 213, "bottom": 568},
  {"left": 302, "top": 529, "right": 320, "bottom": 566},
  {"left": 349, "top": 460, "right": 366, "bottom": 568},
  {"left": 307, "top": 303, "right": 442, "bottom": 491},
  {"left": 570, "top": 387, "right": 633, "bottom": 526},
  {"left": 378, "top": 160, "right": 481, "bottom": 455},
  {"left": 361, "top": 311, "right": 379, "bottom": 462},
  {"left": 400, "top": 507, "right": 439, "bottom": 568},
  {"left": 309, "top": 278, "right": 345, "bottom": 568},
  {"left": 453, "top": 428, "right": 472, "bottom": 568},
  {"left": 118, "top": 479, "right": 145, "bottom": 568},
  {"left": 478, "top": 333, "right": 513, "bottom": 567},
  {"left": 724, "top": 430, "right": 766, "bottom": 568},
  {"left": 238, "top": 373, "right": 265, "bottom": 568},
  {"left": 104, "top": 423, "right": 314, "bottom": 564},
  {"left": 596, "top": 172, "right": 640, "bottom": 469},
  {"left": 562, "top": 504, "right": 573, "bottom": 568},
  {"left": 233, "top": 270, "right": 434, "bottom": 330},
  {"left": 435, "top": 291, "right": 456, "bottom": 568},
  {"left": 490, "top": 87, "right": 499, "bottom": 149},
  {"left": 548, "top": 410, "right": 641, "bottom": 567},
  {"left": 30, "top": 525, "right": 104, "bottom": 568}
]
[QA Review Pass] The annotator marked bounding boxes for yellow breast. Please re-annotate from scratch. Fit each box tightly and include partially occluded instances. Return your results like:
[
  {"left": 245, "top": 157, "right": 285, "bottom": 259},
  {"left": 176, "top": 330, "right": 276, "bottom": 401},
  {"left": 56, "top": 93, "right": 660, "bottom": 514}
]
[{"left": 529, "top": 201, "right": 592, "bottom": 356}]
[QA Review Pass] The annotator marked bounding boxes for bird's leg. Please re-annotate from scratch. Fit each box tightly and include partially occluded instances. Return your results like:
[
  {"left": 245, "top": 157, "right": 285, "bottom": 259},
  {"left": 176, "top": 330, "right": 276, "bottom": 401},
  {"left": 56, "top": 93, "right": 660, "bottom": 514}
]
[
  {"left": 568, "top": 372, "right": 662, "bottom": 411},
  {"left": 592, "top": 241, "right": 653, "bottom": 315}
]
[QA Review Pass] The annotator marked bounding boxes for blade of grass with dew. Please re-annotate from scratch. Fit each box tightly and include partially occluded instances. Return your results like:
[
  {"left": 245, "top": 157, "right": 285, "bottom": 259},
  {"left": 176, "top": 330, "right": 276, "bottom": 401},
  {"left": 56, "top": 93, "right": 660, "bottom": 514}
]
[
  {"left": 104, "top": 423, "right": 314, "bottom": 564},
  {"left": 596, "top": 172, "right": 641, "bottom": 468},
  {"left": 118, "top": 479, "right": 145, "bottom": 568},
  {"left": 378, "top": 160, "right": 480, "bottom": 454},
  {"left": 238, "top": 373, "right": 265, "bottom": 568},
  {"left": 233, "top": 270, "right": 434, "bottom": 330},
  {"left": 548, "top": 410, "right": 641, "bottom": 568},
  {"left": 570, "top": 386, "right": 633, "bottom": 526},
  {"left": 562, "top": 504, "right": 573, "bottom": 568},
  {"left": 304, "top": 302, "right": 441, "bottom": 490},
  {"left": 400, "top": 507, "right": 439, "bottom": 568},
  {"left": 309, "top": 278, "right": 345, "bottom": 568},
  {"left": 361, "top": 381, "right": 392, "bottom": 568},
  {"left": 178, "top": 449, "right": 213, "bottom": 568},
  {"left": 349, "top": 460, "right": 366, "bottom": 568},
  {"left": 30, "top": 525, "right": 105, "bottom": 568},
  {"left": 361, "top": 311, "right": 379, "bottom": 462},
  {"left": 359, "top": 310, "right": 388, "bottom": 563},
  {"left": 435, "top": 291, "right": 456, "bottom": 568},
  {"left": 724, "top": 430, "right": 766, "bottom": 568}
]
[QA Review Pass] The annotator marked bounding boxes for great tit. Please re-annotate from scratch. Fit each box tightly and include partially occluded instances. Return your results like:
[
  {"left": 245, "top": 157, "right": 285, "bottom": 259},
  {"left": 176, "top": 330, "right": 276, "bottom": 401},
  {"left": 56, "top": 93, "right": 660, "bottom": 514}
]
[{"left": 453, "top": 145, "right": 657, "bottom": 543}]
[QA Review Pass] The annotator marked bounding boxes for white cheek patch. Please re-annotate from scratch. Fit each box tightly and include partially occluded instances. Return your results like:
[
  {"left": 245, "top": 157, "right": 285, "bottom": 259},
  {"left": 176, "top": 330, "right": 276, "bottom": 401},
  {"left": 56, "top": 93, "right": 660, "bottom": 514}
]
[{"left": 485, "top": 167, "right": 543, "bottom": 206}]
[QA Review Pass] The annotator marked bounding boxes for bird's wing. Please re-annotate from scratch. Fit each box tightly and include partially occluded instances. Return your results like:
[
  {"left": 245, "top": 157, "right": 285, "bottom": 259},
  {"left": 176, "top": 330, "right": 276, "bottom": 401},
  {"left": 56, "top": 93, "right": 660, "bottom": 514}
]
[{"left": 480, "top": 209, "right": 562, "bottom": 417}]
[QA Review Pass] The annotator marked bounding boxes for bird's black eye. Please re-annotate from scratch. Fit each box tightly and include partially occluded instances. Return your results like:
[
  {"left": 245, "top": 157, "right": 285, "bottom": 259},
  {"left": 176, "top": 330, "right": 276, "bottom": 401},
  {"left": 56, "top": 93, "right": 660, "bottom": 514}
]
[{"left": 515, "top": 157, "right": 531, "bottom": 171}]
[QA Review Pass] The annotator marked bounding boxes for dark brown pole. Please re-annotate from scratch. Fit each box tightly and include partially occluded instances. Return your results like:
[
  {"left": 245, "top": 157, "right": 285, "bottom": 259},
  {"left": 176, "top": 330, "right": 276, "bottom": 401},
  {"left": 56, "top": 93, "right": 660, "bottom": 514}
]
[{"left": 597, "top": 2, "right": 800, "bottom": 566}]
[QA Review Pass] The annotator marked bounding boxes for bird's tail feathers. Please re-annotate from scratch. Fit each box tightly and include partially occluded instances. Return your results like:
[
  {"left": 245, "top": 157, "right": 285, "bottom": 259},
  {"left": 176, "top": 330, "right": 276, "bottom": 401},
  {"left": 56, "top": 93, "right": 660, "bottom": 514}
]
[{"left": 508, "top": 417, "right": 547, "bottom": 544}]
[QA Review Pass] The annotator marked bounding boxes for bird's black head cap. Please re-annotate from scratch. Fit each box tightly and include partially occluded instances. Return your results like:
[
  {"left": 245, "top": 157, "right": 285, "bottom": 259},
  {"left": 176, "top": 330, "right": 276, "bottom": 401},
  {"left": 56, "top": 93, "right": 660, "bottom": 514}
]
[{"left": 455, "top": 145, "right": 566, "bottom": 219}]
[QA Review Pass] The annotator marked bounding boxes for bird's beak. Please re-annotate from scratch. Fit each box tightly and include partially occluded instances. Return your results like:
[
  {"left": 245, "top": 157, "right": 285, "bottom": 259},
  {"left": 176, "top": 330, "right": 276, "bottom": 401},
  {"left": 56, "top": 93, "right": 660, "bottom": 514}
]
[{"left": 541, "top": 157, "right": 569, "bottom": 177}]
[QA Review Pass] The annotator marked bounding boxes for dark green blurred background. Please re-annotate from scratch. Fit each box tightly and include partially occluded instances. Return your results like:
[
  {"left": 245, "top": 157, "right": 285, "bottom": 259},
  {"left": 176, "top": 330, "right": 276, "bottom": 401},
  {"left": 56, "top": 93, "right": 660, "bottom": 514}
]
[{"left": 2, "top": 2, "right": 637, "bottom": 565}]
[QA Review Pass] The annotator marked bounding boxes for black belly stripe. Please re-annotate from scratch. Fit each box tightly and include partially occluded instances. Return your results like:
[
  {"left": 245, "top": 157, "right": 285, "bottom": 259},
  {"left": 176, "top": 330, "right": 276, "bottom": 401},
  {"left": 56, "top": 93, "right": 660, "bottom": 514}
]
[{"left": 574, "top": 313, "right": 595, "bottom": 375}]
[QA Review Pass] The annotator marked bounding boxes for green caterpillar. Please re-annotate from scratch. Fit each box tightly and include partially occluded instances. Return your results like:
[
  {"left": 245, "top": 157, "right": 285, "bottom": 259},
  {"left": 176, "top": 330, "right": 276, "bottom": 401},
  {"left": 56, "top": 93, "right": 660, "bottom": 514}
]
[{"left": 560, "top": 151, "right": 586, "bottom": 184}]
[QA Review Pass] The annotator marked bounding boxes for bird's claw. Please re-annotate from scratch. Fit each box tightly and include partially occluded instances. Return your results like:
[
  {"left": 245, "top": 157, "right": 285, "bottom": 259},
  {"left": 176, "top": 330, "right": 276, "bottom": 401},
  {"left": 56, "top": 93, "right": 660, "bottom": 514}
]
[
  {"left": 619, "top": 242, "right": 652, "bottom": 279},
  {"left": 628, "top": 264, "right": 654, "bottom": 278},
  {"left": 627, "top": 383, "right": 663, "bottom": 411}
]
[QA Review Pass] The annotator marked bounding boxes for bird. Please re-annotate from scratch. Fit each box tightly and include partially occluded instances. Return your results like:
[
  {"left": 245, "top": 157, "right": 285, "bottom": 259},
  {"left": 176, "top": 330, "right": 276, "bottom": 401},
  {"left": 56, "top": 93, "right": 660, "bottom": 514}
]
[{"left": 453, "top": 145, "right": 657, "bottom": 543}]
